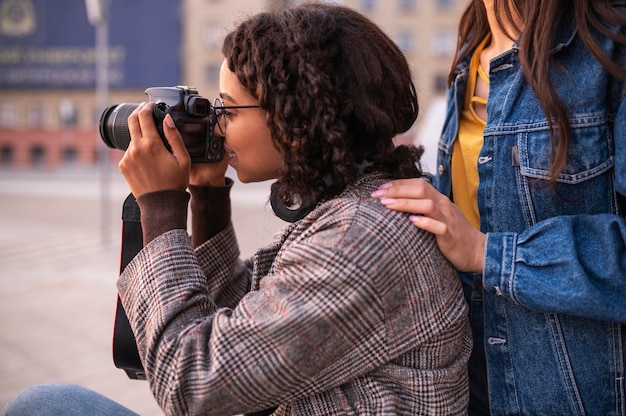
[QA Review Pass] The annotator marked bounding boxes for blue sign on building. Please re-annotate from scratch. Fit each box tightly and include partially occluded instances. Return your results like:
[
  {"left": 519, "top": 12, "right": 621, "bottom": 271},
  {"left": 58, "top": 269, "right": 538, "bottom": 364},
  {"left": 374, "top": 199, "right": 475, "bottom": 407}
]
[{"left": 0, "top": 0, "right": 181, "bottom": 88}]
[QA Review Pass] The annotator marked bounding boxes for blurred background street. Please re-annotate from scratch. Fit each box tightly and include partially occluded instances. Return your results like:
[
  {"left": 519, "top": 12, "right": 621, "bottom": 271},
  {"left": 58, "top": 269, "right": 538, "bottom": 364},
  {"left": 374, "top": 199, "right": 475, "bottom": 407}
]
[{"left": 0, "top": 167, "right": 286, "bottom": 415}]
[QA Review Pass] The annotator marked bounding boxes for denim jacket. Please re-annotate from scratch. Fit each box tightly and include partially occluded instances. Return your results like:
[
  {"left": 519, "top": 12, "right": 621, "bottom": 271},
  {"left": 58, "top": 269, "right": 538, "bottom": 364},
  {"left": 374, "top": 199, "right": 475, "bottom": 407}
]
[{"left": 437, "top": 13, "right": 626, "bottom": 416}]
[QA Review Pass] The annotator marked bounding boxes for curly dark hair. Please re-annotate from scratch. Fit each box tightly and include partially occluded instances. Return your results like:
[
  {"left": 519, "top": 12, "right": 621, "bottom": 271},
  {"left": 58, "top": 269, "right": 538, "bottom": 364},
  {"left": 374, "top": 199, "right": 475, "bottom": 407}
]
[{"left": 222, "top": 3, "right": 423, "bottom": 206}]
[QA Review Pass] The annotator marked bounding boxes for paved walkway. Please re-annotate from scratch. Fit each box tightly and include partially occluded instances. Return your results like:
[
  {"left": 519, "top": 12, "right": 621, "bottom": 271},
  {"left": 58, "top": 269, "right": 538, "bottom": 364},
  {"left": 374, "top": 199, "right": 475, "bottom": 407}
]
[{"left": 0, "top": 168, "right": 286, "bottom": 415}]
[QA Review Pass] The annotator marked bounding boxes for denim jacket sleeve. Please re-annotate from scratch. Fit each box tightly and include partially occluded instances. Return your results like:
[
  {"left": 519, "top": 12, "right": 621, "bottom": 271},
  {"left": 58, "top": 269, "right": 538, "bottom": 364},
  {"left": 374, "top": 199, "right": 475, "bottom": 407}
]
[
  {"left": 483, "top": 214, "right": 626, "bottom": 323},
  {"left": 483, "top": 84, "right": 626, "bottom": 323}
]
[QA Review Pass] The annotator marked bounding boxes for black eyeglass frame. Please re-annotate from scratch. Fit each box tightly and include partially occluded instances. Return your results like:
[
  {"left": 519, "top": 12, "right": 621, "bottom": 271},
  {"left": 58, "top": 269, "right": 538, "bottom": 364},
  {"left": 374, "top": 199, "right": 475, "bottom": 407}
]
[{"left": 212, "top": 98, "right": 260, "bottom": 135}]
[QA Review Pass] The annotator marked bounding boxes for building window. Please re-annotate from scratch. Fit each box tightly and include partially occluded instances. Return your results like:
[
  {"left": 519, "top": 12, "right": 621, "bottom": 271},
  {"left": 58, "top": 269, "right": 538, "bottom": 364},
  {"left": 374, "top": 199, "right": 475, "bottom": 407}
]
[
  {"left": 1, "top": 145, "right": 14, "bottom": 166},
  {"left": 436, "top": 0, "right": 455, "bottom": 11},
  {"left": 30, "top": 145, "right": 46, "bottom": 166},
  {"left": 397, "top": 0, "right": 416, "bottom": 12},
  {"left": 432, "top": 29, "right": 456, "bottom": 57},
  {"left": 203, "top": 21, "right": 223, "bottom": 50},
  {"left": 58, "top": 99, "right": 78, "bottom": 127},
  {"left": 205, "top": 63, "right": 221, "bottom": 87},
  {"left": 395, "top": 31, "right": 415, "bottom": 53},
  {"left": 0, "top": 105, "right": 16, "bottom": 128},
  {"left": 63, "top": 147, "right": 78, "bottom": 164},
  {"left": 27, "top": 104, "right": 46, "bottom": 129},
  {"left": 359, "top": 0, "right": 376, "bottom": 12},
  {"left": 434, "top": 74, "right": 448, "bottom": 93}
]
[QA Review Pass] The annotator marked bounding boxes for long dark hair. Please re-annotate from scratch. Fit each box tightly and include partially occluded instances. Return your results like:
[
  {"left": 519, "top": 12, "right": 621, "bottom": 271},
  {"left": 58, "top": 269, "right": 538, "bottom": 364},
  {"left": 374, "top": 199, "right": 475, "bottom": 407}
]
[
  {"left": 222, "top": 3, "right": 422, "bottom": 207},
  {"left": 450, "top": 0, "right": 626, "bottom": 182}
]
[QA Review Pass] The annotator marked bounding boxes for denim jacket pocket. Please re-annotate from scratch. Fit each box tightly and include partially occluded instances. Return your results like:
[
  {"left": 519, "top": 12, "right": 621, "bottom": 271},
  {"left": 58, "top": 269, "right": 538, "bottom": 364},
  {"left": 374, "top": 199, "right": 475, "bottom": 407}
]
[{"left": 515, "top": 115, "right": 616, "bottom": 224}]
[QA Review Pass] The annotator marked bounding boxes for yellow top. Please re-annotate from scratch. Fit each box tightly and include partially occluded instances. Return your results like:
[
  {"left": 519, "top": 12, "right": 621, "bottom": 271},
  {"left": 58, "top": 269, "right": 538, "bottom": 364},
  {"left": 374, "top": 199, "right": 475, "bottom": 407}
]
[{"left": 451, "top": 34, "right": 490, "bottom": 230}]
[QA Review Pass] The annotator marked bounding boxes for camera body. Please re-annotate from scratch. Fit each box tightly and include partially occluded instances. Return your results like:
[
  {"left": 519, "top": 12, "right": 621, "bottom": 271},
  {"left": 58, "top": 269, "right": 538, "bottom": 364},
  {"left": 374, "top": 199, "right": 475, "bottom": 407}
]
[{"left": 99, "top": 86, "right": 223, "bottom": 163}]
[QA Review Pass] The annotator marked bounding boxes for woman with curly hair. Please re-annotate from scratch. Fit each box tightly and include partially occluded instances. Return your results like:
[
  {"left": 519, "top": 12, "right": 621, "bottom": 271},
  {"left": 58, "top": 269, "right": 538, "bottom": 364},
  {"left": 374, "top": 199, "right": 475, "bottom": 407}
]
[{"left": 1, "top": 3, "right": 471, "bottom": 416}]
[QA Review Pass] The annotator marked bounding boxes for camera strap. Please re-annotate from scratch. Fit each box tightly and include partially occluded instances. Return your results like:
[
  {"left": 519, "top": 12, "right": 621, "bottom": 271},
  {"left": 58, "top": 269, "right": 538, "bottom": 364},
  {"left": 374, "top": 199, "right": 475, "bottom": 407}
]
[{"left": 112, "top": 193, "right": 146, "bottom": 380}]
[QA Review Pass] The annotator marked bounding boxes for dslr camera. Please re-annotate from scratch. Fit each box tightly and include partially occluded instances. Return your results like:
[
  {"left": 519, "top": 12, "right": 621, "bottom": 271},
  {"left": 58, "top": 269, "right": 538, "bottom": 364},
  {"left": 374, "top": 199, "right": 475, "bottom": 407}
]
[{"left": 99, "top": 86, "right": 223, "bottom": 163}]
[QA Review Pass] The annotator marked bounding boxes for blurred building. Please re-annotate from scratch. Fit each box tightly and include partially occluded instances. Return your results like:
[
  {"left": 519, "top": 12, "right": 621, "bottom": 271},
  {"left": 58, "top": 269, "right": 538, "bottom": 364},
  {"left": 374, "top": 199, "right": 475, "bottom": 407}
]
[{"left": 0, "top": 0, "right": 463, "bottom": 169}]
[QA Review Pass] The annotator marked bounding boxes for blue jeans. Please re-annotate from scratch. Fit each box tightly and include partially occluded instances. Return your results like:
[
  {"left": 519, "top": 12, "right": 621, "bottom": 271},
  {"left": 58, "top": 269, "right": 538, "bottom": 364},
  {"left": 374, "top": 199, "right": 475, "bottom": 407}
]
[{"left": 1, "top": 383, "right": 139, "bottom": 416}]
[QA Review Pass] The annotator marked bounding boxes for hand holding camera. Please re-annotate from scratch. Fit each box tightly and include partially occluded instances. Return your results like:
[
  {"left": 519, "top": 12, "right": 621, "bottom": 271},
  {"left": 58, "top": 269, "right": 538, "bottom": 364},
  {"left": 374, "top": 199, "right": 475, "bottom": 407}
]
[
  {"left": 118, "top": 102, "right": 191, "bottom": 198},
  {"left": 100, "top": 86, "right": 228, "bottom": 195}
]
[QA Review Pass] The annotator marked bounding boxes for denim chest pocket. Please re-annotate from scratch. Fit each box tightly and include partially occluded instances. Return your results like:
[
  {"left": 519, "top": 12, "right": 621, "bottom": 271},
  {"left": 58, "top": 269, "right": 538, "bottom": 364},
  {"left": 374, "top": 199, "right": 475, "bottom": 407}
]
[{"left": 515, "top": 117, "right": 616, "bottom": 224}]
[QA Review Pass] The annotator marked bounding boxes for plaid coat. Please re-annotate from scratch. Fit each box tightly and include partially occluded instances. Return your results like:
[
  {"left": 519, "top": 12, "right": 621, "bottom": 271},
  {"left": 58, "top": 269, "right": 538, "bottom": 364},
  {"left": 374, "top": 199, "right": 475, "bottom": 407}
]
[{"left": 118, "top": 172, "right": 471, "bottom": 416}]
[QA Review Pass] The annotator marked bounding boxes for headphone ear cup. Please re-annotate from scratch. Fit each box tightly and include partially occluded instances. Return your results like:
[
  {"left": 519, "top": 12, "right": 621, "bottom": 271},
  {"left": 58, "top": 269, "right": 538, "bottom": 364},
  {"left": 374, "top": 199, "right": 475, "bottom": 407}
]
[{"left": 269, "top": 181, "right": 316, "bottom": 223}]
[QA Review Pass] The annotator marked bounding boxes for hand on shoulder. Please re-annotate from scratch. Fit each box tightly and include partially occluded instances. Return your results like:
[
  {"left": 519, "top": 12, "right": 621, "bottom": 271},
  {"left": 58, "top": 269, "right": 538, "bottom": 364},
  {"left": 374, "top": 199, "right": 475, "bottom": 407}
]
[{"left": 372, "top": 178, "right": 485, "bottom": 273}]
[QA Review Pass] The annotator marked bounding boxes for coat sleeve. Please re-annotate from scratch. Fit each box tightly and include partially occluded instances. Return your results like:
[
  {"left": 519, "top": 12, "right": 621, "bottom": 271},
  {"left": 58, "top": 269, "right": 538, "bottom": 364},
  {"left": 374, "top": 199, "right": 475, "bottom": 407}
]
[{"left": 116, "top": 224, "right": 394, "bottom": 416}]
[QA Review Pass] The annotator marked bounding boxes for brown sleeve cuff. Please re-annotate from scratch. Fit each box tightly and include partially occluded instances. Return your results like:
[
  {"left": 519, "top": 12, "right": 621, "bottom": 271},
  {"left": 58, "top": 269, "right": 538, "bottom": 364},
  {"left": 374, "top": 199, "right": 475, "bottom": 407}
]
[
  {"left": 189, "top": 177, "right": 234, "bottom": 248},
  {"left": 136, "top": 190, "right": 190, "bottom": 246}
]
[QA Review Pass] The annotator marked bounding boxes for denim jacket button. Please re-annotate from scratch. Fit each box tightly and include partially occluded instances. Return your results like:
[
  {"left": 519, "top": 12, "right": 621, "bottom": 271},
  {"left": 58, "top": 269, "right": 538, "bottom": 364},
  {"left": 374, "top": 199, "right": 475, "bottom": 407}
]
[
  {"left": 488, "top": 337, "right": 507, "bottom": 345},
  {"left": 438, "top": 165, "right": 445, "bottom": 175}
]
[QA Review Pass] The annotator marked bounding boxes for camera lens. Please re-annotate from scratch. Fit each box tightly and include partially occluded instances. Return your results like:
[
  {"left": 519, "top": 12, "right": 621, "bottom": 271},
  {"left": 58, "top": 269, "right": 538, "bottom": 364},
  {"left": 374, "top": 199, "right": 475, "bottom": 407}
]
[{"left": 99, "top": 103, "right": 139, "bottom": 150}]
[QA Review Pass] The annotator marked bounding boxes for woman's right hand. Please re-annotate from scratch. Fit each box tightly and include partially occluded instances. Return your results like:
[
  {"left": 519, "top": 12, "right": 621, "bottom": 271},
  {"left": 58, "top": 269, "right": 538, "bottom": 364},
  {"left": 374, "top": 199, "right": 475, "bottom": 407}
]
[
  {"left": 372, "top": 178, "right": 486, "bottom": 273},
  {"left": 119, "top": 102, "right": 190, "bottom": 198}
]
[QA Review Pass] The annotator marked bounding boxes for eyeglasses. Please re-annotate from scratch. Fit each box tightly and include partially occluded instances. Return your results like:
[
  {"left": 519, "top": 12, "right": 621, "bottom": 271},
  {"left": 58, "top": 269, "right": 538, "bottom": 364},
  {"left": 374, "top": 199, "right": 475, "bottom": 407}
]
[{"left": 212, "top": 97, "right": 261, "bottom": 136}]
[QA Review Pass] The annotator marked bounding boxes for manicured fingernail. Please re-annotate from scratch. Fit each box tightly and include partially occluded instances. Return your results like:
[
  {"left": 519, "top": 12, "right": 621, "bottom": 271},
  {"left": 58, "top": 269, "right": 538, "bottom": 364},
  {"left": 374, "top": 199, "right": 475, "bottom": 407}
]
[
  {"left": 371, "top": 190, "right": 385, "bottom": 198},
  {"left": 380, "top": 198, "right": 396, "bottom": 205},
  {"left": 378, "top": 182, "right": 392, "bottom": 189},
  {"left": 165, "top": 114, "right": 175, "bottom": 128}
]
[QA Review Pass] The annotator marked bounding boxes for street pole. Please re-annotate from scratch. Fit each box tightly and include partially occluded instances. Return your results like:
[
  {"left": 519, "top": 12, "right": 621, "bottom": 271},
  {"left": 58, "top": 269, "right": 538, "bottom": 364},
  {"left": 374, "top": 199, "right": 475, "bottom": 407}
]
[{"left": 86, "top": 0, "right": 110, "bottom": 245}]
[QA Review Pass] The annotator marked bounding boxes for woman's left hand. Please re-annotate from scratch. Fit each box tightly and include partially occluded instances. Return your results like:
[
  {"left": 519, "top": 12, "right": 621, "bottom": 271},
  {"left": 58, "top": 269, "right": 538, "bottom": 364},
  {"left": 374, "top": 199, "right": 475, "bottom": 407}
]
[
  {"left": 119, "top": 102, "right": 191, "bottom": 198},
  {"left": 372, "top": 178, "right": 486, "bottom": 273},
  {"left": 189, "top": 156, "right": 229, "bottom": 188}
]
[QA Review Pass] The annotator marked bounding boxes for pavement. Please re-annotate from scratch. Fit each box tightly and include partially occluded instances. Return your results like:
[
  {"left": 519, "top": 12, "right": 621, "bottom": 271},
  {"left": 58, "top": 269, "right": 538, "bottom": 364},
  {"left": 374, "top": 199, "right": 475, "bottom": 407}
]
[{"left": 0, "top": 167, "right": 287, "bottom": 415}]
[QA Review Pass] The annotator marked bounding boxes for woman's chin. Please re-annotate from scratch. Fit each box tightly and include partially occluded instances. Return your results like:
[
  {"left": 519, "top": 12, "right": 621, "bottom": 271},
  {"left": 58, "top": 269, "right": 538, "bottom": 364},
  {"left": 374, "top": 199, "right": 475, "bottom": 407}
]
[
  {"left": 235, "top": 169, "right": 279, "bottom": 184},
  {"left": 235, "top": 169, "right": 255, "bottom": 184}
]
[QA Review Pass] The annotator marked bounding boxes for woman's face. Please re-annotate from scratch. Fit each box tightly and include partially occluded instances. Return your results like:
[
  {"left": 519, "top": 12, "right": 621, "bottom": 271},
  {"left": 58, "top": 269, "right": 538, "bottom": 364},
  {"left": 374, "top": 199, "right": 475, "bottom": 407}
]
[{"left": 218, "top": 59, "right": 283, "bottom": 183}]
